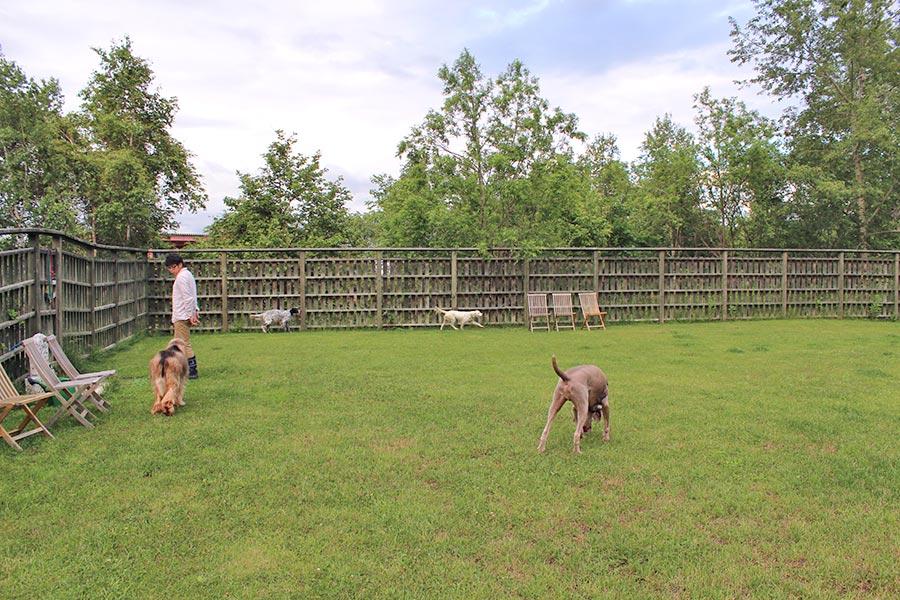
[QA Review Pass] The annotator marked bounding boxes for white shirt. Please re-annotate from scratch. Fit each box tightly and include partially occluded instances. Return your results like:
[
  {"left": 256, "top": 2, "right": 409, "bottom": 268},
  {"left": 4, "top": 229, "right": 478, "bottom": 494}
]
[{"left": 171, "top": 268, "right": 199, "bottom": 323}]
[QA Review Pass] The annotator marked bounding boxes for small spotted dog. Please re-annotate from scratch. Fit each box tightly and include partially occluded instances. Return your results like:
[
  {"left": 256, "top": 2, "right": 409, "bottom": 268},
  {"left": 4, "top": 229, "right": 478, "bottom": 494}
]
[{"left": 249, "top": 308, "right": 300, "bottom": 332}]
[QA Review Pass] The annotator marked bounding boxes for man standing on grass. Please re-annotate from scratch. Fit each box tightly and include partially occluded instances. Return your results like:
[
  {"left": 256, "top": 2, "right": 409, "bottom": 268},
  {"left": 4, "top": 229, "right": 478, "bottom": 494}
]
[{"left": 165, "top": 253, "right": 200, "bottom": 379}]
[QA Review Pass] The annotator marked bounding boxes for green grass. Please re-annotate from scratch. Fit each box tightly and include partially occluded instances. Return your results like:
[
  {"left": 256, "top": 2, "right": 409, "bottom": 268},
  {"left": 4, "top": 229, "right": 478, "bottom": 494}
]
[{"left": 2, "top": 320, "right": 898, "bottom": 598}]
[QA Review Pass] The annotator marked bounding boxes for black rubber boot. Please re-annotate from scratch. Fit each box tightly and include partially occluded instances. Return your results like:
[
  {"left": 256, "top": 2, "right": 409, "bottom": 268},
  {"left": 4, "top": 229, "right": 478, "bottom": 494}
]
[{"left": 188, "top": 356, "right": 198, "bottom": 379}]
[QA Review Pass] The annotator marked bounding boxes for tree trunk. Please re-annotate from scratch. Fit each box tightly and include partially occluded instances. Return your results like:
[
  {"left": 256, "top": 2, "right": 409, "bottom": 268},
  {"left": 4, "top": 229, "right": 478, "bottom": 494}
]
[{"left": 854, "top": 148, "right": 868, "bottom": 250}]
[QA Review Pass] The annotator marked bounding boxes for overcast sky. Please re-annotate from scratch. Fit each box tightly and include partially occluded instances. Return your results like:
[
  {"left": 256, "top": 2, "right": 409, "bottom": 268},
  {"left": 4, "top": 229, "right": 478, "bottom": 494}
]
[{"left": 1, "top": 0, "right": 777, "bottom": 233}]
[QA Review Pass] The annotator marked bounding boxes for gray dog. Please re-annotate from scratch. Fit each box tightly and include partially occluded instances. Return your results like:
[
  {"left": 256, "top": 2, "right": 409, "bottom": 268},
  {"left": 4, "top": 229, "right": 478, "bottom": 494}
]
[
  {"left": 537, "top": 355, "right": 610, "bottom": 454},
  {"left": 249, "top": 308, "right": 299, "bottom": 332}
]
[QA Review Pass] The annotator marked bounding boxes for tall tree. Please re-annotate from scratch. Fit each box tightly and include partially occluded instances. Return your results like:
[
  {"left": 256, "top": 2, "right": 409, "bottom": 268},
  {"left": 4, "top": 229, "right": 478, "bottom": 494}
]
[
  {"left": 730, "top": 0, "right": 899, "bottom": 249},
  {"left": 0, "top": 54, "right": 83, "bottom": 233},
  {"left": 631, "top": 115, "right": 707, "bottom": 247},
  {"left": 78, "top": 37, "right": 205, "bottom": 245},
  {"left": 577, "top": 134, "right": 637, "bottom": 246},
  {"left": 693, "top": 87, "right": 786, "bottom": 246},
  {"left": 204, "top": 131, "right": 352, "bottom": 248},
  {"left": 388, "top": 50, "right": 589, "bottom": 247}
]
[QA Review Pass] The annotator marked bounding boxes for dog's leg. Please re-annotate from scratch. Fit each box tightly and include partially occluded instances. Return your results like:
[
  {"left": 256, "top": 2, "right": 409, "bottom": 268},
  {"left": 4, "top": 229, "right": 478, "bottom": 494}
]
[
  {"left": 537, "top": 388, "right": 567, "bottom": 453},
  {"left": 472, "top": 321, "right": 484, "bottom": 328},
  {"left": 570, "top": 385, "right": 590, "bottom": 454},
  {"left": 440, "top": 319, "right": 445, "bottom": 331},
  {"left": 599, "top": 394, "right": 610, "bottom": 441}
]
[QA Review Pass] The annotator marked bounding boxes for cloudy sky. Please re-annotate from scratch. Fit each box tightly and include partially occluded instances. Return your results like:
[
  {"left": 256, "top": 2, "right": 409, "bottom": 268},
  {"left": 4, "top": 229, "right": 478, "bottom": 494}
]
[{"left": 1, "top": 0, "right": 777, "bottom": 233}]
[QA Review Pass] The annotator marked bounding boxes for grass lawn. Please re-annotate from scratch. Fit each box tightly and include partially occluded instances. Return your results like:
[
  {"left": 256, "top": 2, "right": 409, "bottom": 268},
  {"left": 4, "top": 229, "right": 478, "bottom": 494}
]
[{"left": 1, "top": 320, "right": 898, "bottom": 598}]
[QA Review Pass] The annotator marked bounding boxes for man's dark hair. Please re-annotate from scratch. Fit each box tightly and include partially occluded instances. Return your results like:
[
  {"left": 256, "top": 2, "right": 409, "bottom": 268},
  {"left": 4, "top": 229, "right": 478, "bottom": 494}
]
[{"left": 164, "top": 253, "right": 184, "bottom": 268}]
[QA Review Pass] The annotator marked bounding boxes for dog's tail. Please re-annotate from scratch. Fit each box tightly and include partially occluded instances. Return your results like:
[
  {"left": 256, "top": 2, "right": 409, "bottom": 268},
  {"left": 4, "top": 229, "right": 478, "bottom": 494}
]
[
  {"left": 551, "top": 355, "right": 569, "bottom": 382},
  {"left": 249, "top": 313, "right": 264, "bottom": 320},
  {"left": 433, "top": 307, "right": 447, "bottom": 315},
  {"left": 157, "top": 348, "right": 175, "bottom": 379}
]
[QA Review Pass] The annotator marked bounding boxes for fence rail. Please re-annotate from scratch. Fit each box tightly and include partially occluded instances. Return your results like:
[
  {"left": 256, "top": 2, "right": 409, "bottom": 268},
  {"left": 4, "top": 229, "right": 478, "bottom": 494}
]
[
  {"left": 0, "top": 229, "right": 148, "bottom": 382},
  {"left": 2, "top": 228, "right": 898, "bottom": 380}
]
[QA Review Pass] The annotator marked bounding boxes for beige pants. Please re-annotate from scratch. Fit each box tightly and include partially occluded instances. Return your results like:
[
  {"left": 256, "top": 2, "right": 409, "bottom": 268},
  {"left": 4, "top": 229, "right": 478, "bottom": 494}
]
[{"left": 172, "top": 320, "right": 195, "bottom": 359}]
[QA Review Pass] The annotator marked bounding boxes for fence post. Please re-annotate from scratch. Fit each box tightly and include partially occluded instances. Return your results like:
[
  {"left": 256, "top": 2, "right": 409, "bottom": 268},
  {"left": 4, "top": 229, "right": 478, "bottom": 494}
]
[
  {"left": 220, "top": 252, "right": 229, "bottom": 332},
  {"left": 523, "top": 256, "right": 530, "bottom": 328},
  {"left": 721, "top": 250, "right": 729, "bottom": 321},
  {"left": 113, "top": 254, "right": 120, "bottom": 342},
  {"left": 894, "top": 252, "right": 899, "bottom": 320},
  {"left": 838, "top": 252, "right": 845, "bottom": 319},
  {"left": 29, "top": 233, "right": 41, "bottom": 337},
  {"left": 375, "top": 251, "right": 383, "bottom": 329},
  {"left": 145, "top": 252, "right": 153, "bottom": 335},
  {"left": 782, "top": 251, "right": 788, "bottom": 318},
  {"left": 89, "top": 248, "right": 96, "bottom": 350},
  {"left": 298, "top": 251, "right": 307, "bottom": 331},
  {"left": 593, "top": 250, "right": 600, "bottom": 293},
  {"left": 53, "top": 234, "right": 64, "bottom": 338},
  {"left": 451, "top": 251, "right": 458, "bottom": 309},
  {"left": 658, "top": 250, "right": 665, "bottom": 324}
]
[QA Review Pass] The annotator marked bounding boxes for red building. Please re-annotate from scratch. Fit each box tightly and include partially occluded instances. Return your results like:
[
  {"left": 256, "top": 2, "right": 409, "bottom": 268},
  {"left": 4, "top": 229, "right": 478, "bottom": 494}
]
[{"left": 163, "top": 233, "right": 206, "bottom": 249}]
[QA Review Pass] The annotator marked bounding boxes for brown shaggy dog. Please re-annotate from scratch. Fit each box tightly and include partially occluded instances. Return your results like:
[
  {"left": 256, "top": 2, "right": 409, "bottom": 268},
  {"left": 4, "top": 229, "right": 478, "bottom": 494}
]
[{"left": 150, "top": 338, "right": 189, "bottom": 416}]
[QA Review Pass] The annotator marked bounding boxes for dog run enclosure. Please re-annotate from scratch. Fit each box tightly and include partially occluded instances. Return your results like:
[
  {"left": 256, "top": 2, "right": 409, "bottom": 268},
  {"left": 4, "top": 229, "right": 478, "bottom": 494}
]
[{"left": 2, "top": 227, "right": 898, "bottom": 377}]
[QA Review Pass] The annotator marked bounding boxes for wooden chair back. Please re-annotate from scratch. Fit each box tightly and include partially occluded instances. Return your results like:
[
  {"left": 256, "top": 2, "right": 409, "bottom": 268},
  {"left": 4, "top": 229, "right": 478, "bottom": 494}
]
[
  {"left": 526, "top": 293, "right": 551, "bottom": 332},
  {"left": 0, "top": 362, "right": 20, "bottom": 400},
  {"left": 0, "top": 362, "right": 55, "bottom": 451},
  {"left": 45, "top": 335, "right": 114, "bottom": 412},
  {"left": 577, "top": 292, "right": 607, "bottom": 330},
  {"left": 22, "top": 338, "right": 97, "bottom": 428},
  {"left": 551, "top": 293, "right": 576, "bottom": 331},
  {"left": 46, "top": 335, "right": 116, "bottom": 380}
]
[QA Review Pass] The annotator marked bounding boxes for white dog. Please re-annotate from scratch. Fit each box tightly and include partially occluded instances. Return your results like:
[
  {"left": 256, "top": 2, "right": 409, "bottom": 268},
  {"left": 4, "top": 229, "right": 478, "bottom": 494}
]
[
  {"left": 434, "top": 308, "right": 485, "bottom": 330},
  {"left": 249, "top": 308, "right": 299, "bottom": 332}
]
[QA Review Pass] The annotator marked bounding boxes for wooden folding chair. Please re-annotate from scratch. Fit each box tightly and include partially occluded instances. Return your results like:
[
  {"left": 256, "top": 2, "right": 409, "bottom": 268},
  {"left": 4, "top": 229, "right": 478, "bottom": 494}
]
[
  {"left": 22, "top": 338, "right": 98, "bottom": 429},
  {"left": 578, "top": 292, "right": 607, "bottom": 331},
  {"left": 0, "top": 363, "right": 55, "bottom": 451},
  {"left": 551, "top": 293, "right": 577, "bottom": 331},
  {"left": 46, "top": 335, "right": 115, "bottom": 412},
  {"left": 526, "top": 293, "right": 552, "bottom": 332}
]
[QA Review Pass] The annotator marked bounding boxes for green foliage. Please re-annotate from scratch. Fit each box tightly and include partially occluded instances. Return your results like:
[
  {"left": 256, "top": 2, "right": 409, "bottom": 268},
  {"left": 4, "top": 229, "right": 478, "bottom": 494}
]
[
  {"left": 693, "top": 87, "right": 787, "bottom": 247},
  {"left": 1, "top": 321, "right": 897, "bottom": 597},
  {"left": 203, "top": 131, "right": 353, "bottom": 248},
  {"left": 377, "top": 50, "right": 597, "bottom": 248},
  {"left": 630, "top": 115, "right": 708, "bottom": 246},
  {"left": 578, "top": 134, "right": 638, "bottom": 246},
  {"left": 730, "top": 0, "right": 900, "bottom": 250},
  {"left": 76, "top": 37, "right": 206, "bottom": 246},
  {"left": 866, "top": 296, "right": 885, "bottom": 319},
  {"left": 0, "top": 54, "right": 85, "bottom": 233}
]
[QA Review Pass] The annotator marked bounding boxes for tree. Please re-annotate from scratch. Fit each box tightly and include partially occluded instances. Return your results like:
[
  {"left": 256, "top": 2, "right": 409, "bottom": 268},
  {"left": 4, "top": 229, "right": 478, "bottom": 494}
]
[
  {"left": 204, "top": 131, "right": 352, "bottom": 248},
  {"left": 77, "top": 37, "right": 205, "bottom": 245},
  {"left": 693, "top": 87, "right": 786, "bottom": 246},
  {"left": 730, "top": 0, "right": 899, "bottom": 249},
  {"left": 631, "top": 115, "right": 708, "bottom": 247},
  {"left": 0, "top": 54, "right": 83, "bottom": 233},
  {"left": 577, "top": 134, "right": 637, "bottom": 246},
  {"left": 387, "top": 50, "right": 590, "bottom": 248}
]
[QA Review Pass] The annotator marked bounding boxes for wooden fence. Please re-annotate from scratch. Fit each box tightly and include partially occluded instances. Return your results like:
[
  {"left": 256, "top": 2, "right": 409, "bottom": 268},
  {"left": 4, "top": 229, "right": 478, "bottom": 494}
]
[
  {"left": 144, "top": 247, "right": 900, "bottom": 332},
  {"left": 2, "top": 229, "right": 897, "bottom": 383},
  {"left": 0, "top": 229, "right": 148, "bottom": 382}
]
